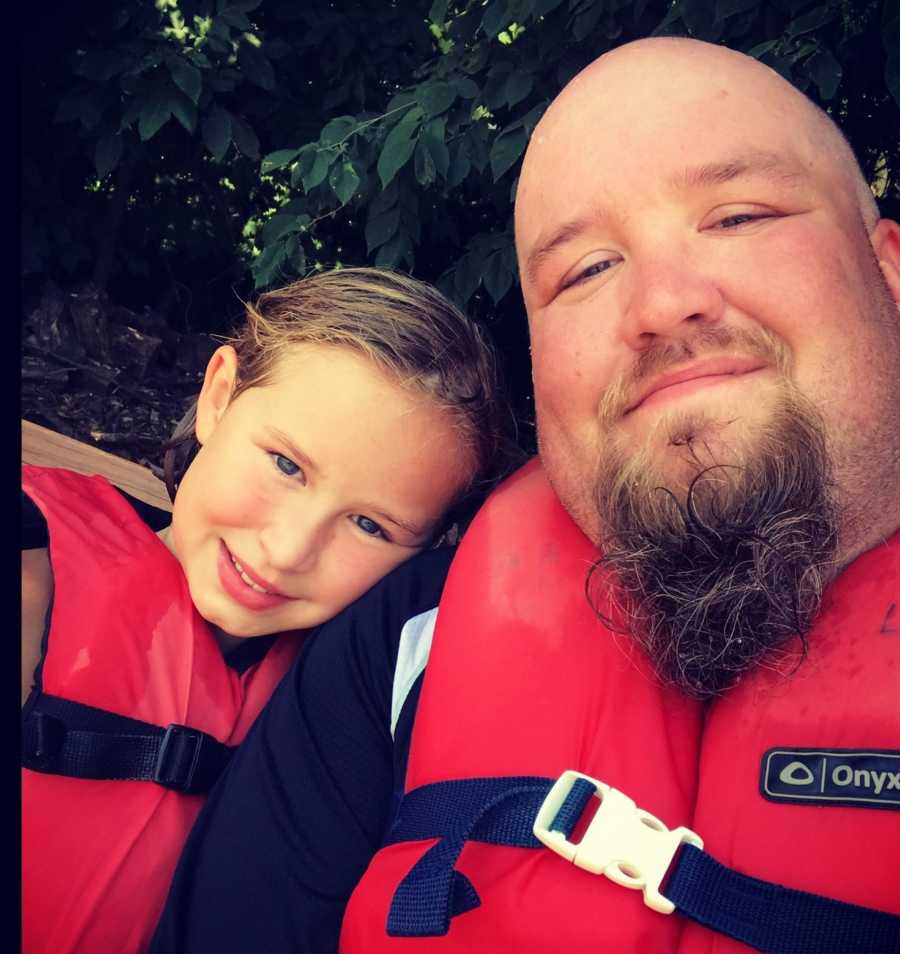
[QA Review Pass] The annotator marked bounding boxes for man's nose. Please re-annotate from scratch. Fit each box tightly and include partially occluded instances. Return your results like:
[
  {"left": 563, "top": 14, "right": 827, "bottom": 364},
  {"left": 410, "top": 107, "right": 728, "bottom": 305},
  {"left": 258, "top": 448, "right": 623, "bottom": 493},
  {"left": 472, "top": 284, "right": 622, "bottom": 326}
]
[{"left": 619, "top": 249, "right": 725, "bottom": 349}]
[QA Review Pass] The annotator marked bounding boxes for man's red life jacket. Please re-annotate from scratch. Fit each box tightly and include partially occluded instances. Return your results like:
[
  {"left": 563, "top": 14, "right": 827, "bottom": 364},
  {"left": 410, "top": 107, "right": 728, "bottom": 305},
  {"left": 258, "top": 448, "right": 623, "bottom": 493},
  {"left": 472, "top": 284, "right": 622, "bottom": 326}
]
[
  {"left": 341, "top": 459, "right": 900, "bottom": 953},
  {"left": 22, "top": 465, "right": 301, "bottom": 954}
]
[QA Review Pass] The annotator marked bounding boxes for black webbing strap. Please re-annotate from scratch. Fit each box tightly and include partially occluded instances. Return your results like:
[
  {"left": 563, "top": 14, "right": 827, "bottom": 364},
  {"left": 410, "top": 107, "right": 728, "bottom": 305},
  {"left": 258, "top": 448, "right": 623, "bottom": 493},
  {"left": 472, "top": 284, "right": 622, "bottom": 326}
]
[
  {"left": 384, "top": 775, "right": 900, "bottom": 953},
  {"left": 22, "top": 693, "right": 234, "bottom": 795}
]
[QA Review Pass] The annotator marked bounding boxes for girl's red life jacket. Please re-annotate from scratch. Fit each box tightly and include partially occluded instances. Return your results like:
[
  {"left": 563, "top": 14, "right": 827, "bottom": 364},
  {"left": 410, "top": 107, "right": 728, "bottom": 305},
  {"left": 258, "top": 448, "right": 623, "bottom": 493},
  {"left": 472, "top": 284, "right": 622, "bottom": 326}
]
[
  {"left": 22, "top": 464, "right": 301, "bottom": 954},
  {"left": 341, "top": 458, "right": 900, "bottom": 953}
]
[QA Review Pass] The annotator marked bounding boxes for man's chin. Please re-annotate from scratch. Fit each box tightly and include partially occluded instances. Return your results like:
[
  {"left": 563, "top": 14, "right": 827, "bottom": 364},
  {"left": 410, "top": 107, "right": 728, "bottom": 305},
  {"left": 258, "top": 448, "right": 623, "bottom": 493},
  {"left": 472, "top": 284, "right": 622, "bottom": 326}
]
[{"left": 605, "top": 409, "right": 765, "bottom": 502}]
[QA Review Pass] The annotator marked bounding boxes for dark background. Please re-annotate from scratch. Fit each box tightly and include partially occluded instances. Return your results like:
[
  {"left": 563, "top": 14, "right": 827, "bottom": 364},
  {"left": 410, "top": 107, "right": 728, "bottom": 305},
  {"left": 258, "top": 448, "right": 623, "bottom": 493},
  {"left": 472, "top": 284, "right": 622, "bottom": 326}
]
[{"left": 21, "top": 0, "right": 900, "bottom": 476}]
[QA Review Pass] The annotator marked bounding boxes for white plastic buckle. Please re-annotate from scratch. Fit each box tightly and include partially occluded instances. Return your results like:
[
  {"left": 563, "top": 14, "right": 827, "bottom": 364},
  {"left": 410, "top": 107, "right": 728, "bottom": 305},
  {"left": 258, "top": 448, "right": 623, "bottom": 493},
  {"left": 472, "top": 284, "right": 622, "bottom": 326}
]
[{"left": 533, "top": 770, "right": 703, "bottom": 914}]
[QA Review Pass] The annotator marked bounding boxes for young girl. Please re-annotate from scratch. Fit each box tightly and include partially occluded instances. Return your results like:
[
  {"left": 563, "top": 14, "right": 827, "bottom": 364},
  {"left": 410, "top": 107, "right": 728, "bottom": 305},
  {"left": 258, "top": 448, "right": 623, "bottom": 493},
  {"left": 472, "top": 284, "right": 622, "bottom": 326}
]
[{"left": 21, "top": 267, "right": 515, "bottom": 954}]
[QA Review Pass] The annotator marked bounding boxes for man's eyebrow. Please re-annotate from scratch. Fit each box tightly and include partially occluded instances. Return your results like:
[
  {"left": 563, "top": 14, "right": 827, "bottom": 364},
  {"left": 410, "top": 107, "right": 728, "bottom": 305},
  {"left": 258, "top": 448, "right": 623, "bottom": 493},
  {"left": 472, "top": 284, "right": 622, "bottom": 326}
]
[
  {"left": 672, "top": 150, "right": 805, "bottom": 191},
  {"left": 265, "top": 427, "right": 317, "bottom": 474},
  {"left": 524, "top": 212, "right": 597, "bottom": 289},
  {"left": 523, "top": 151, "right": 805, "bottom": 287}
]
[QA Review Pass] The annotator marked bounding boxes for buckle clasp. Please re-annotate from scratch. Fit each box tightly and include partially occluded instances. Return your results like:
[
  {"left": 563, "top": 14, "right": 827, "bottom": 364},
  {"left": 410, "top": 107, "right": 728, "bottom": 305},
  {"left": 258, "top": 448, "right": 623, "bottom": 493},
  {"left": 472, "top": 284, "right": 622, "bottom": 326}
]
[{"left": 533, "top": 770, "right": 703, "bottom": 914}]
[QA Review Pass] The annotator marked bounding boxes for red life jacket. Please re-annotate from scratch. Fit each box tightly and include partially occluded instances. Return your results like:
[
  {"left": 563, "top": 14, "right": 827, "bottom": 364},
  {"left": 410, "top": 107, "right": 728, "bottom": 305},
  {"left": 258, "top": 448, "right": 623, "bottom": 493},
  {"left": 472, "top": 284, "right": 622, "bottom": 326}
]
[
  {"left": 22, "top": 465, "right": 301, "bottom": 954},
  {"left": 341, "top": 458, "right": 900, "bottom": 953}
]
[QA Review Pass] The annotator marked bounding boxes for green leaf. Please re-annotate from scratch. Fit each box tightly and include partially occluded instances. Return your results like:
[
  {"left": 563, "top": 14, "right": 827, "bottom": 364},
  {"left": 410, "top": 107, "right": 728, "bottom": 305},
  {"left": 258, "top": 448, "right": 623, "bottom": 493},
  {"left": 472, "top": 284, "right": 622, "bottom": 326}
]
[
  {"left": 453, "top": 253, "right": 482, "bottom": 304},
  {"left": 680, "top": 0, "right": 718, "bottom": 36},
  {"left": 138, "top": 96, "right": 172, "bottom": 141},
  {"left": 238, "top": 40, "right": 276, "bottom": 90},
  {"left": 489, "top": 127, "right": 528, "bottom": 181},
  {"left": 418, "top": 82, "right": 457, "bottom": 119},
  {"left": 377, "top": 110, "right": 423, "bottom": 189},
  {"left": 885, "top": 51, "right": 900, "bottom": 107},
  {"left": 369, "top": 183, "right": 399, "bottom": 220},
  {"left": 786, "top": 5, "right": 836, "bottom": 37},
  {"left": 170, "top": 93, "right": 198, "bottom": 134},
  {"left": 320, "top": 115, "right": 357, "bottom": 147},
  {"left": 747, "top": 38, "right": 780, "bottom": 59},
  {"left": 465, "top": 124, "right": 491, "bottom": 173},
  {"left": 504, "top": 70, "right": 533, "bottom": 108},
  {"left": 429, "top": 0, "right": 449, "bottom": 22},
  {"left": 414, "top": 138, "right": 437, "bottom": 186},
  {"left": 806, "top": 47, "right": 842, "bottom": 100},
  {"left": 447, "top": 143, "right": 472, "bottom": 188},
  {"left": 252, "top": 240, "right": 287, "bottom": 289},
  {"left": 222, "top": 7, "right": 253, "bottom": 31},
  {"left": 303, "top": 150, "right": 334, "bottom": 191},
  {"left": 572, "top": 4, "right": 603, "bottom": 41},
  {"left": 261, "top": 214, "right": 304, "bottom": 244},
  {"left": 284, "top": 233, "right": 307, "bottom": 275},
  {"left": 95, "top": 134, "right": 123, "bottom": 178},
  {"left": 421, "top": 128, "right": 450, "bottom": 179},
  {"left": 365, "top": 206, "right": 401, "bottom": 253},
  {"left": 374, "top": 231, "right": 411, "bottom": 269},
  {"left": 454, "top": 77, "right": 480, "bottom": 99},
  {"left": 202, "top": 105, "right": 232, "bottom": 160},
  {"left": 483, "top": 62, "right": 514, "bottom": 110},
  {"left": 291, "top": 145, "right": 317, "bottom": 187},
  {"left": 715, "top": 0, "right": 759, "bottom": 16},
  {"left": 168, "top": 57, "right": 202, "bottom": 103},
  {"left": 482, "top": 249, "right": 514, "bottom": 303},
  {"left": 329, "top": 160, "right": 361, "bottom": 204},
  {"left": 481, "top": 1, "right": 510, "bottom": 37},
  {"left": 532, "top": 0, "right": 564, "bottom": 16},
  {"left": 205, "top": 18, "right": 234, "bottom": 54},
  {"left": 231, "top": 116, "right": 260, "bottom": 159},
  {"left": 261, "top": 148, "right": 302, "bottom": 173}
]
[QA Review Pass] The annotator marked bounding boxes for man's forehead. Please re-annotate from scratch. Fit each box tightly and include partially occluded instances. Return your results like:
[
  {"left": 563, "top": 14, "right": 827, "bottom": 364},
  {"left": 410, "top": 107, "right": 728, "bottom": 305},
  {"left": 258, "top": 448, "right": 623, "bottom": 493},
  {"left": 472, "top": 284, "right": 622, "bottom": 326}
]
[{"left": 515, "top": 48, "right": 821, "bottom": 249}]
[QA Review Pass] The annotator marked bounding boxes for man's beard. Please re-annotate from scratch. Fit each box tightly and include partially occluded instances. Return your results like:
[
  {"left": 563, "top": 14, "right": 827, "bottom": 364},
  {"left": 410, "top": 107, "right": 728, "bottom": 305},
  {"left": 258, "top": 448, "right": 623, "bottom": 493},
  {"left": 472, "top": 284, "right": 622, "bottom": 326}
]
[{"left": 588, "top": 377, "right": 840, "bottom": 701}]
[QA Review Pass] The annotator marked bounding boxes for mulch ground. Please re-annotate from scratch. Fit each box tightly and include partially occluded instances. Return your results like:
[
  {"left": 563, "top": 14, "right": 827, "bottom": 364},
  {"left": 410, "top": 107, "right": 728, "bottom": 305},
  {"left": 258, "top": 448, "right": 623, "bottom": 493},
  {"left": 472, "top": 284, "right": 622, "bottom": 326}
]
[{"left": 22, "top": 281, "right": 218, "bottom": 480}]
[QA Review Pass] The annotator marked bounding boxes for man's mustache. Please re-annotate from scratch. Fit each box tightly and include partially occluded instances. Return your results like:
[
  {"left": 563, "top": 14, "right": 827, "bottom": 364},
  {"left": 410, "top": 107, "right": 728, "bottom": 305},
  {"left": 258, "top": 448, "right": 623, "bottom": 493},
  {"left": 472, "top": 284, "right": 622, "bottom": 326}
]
[{"left": 598, "top": 324, "right": 790, "bottom": 425}]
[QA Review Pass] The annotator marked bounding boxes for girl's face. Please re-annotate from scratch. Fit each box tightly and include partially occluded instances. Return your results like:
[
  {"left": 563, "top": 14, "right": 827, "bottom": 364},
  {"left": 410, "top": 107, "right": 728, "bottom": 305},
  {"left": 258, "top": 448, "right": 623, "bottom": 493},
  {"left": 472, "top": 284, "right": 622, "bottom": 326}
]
[{"left": 164, "top": 343, "right": 472, "bottom": 638}]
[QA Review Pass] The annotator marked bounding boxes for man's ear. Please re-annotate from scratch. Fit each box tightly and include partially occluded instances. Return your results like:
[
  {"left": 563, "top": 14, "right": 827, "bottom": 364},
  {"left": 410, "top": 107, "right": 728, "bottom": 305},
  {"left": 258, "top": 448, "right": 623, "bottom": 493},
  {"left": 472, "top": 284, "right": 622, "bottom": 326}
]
[
  {"left": 872, "top": 219, "right": 900, "bottom": 307},
  {"left": 195, "top": 346, "right": 239, "bottom": 445}
]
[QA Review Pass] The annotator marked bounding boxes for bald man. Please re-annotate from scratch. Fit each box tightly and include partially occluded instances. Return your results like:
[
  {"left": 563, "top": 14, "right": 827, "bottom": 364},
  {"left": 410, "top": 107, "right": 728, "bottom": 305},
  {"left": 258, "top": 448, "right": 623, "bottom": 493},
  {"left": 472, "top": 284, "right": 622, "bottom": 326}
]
[{"left": 151, "top": 39, "right": 900, "bottom": 954}]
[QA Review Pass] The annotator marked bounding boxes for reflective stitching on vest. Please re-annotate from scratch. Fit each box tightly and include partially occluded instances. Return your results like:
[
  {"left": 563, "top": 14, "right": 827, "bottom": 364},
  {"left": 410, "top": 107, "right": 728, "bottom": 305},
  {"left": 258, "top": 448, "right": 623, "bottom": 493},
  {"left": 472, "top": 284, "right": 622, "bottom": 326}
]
[
  {"left": 391, "top": 608, "right": 438, "bottom": 739},
  {"left": 761, "top": 748, "right": 900, "bottom": 810}
]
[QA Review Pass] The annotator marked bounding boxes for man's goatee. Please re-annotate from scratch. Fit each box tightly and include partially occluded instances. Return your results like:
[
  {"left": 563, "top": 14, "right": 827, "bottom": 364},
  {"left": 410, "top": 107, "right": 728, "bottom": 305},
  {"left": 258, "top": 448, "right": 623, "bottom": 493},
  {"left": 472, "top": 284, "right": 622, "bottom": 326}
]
[{"left": 588, "top": 392, "right": 840, "bottom": 699}]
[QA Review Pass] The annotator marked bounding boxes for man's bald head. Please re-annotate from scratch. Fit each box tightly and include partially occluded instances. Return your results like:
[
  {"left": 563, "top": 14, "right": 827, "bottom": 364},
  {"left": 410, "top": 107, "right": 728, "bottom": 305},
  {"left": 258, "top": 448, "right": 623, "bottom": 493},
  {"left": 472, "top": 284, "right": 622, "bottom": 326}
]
[{"left": 516, "top": 38, "right": 879, "bottom": 276}]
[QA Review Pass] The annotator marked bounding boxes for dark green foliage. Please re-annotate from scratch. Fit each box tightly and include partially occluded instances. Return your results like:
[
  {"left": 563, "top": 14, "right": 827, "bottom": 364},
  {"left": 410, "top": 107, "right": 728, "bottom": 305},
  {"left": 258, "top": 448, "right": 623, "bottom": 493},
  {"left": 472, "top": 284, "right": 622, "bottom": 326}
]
[{"left": 22, "top": 1, "right": 900, "bottom": 441}]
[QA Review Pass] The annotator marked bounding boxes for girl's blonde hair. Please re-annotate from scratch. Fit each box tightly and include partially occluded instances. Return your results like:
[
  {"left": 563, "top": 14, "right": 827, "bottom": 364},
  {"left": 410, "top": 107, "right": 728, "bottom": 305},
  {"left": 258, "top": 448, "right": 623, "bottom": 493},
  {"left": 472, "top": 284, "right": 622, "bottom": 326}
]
[{"left": 163, "top": 267, "right": 520, "bottom": 534}]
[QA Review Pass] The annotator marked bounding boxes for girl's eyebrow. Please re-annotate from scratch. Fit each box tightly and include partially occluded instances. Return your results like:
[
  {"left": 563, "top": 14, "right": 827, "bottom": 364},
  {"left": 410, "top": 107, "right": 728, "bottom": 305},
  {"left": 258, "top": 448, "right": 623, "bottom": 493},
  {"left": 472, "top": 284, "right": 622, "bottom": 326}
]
[
  {"left": 264, "top": 426, "right": 318, "bottom": 474},
  {"left": 370, "top": 508, "right": 429, "bottom": 539}
]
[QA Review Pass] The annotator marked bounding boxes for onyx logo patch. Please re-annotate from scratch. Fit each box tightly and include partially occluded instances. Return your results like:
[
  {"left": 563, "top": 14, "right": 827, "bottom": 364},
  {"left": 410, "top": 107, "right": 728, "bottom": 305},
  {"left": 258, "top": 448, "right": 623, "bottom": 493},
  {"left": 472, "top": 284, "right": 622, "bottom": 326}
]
[{"left": 761, "top": 748, "right": 900, "bottom": 810}]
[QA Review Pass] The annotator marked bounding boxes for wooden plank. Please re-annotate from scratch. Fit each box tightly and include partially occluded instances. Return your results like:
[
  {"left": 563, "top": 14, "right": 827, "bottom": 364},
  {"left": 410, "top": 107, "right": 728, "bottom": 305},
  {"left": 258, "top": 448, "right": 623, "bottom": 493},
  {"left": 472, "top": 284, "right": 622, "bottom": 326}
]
[{"left": 21, "top": 420, "right": 172, "bottom": 513}]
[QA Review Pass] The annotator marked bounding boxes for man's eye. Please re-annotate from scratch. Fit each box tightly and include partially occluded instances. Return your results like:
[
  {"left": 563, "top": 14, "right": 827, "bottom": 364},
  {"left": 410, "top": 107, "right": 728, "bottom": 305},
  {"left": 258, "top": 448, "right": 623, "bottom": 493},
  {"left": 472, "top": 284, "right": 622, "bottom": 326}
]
[
  {"left": 270, "top": 453, "right": 302, "bottom": 478},
  {"left": 563, "top": 258, "right": 616, "bottom": 289},
  {"left": 352, "top": 514, "right": 386, "bottom": 539},
  {"left": 716, "top": 212, "right": 764, "bottom": 229}
]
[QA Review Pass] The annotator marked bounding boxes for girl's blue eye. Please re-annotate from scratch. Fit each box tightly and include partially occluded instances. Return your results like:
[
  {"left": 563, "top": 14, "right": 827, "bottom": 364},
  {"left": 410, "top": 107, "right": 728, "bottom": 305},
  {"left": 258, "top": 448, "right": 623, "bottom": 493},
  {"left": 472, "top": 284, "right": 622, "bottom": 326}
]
[
  {"left": 352, "top": 515, "right": 386, "bottom": 539},
  {"left": 271, "top": 453, "right": 301, "bottom": 477}
]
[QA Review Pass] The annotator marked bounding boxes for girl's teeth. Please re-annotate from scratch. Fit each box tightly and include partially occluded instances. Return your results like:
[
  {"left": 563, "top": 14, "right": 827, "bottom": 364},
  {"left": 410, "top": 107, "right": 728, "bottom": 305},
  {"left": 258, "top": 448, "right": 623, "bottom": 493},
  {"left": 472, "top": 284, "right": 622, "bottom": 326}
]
[{"left": 231, "top": 556, "right": 271, "bottom": 594}]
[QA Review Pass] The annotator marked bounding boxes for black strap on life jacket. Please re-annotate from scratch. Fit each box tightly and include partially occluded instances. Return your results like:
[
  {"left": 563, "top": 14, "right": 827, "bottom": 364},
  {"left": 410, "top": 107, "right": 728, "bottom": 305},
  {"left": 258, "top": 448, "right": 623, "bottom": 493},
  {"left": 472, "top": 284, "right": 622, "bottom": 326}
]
[
  {"left": 383, "top": 775, "right": 900, "bottom": 954},
  {"left": 21, "top": 692, "right": 234, "bottom": 795}
]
